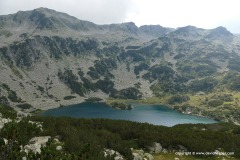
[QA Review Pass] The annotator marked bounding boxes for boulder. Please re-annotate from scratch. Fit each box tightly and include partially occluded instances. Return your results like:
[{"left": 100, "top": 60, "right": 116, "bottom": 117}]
[
  {"left": 22, "top": 157, "right": 27, "bottom": 160},
  {"left": 24, "top": 145, "right": 30, "bottom": 150},
  {"left": 53, "top": 138, "right": 60, "bottom": 143},
  {"left": 28, "top": 136, "right": 51, "bottom": 153},
  {"left": 155, "top": 143, "right": 162, "bottom": 153},
  {"left": 29, "top": 136, "right": 50, "bottom": 145},
  {"left": 2, "top": 118, "right": 11, "bottom": 123},
  {"left": 0, "top": 118, "right": 12, "bottom": 129},
  {"left": 148, "top": 142, "right": 162, "bottom": 154},
  {"left": 104, "top": 149, "right": 124, "bottom": 160},
  {"left": 56, "top": 145, "right": 62, "bottom": 151},
  {"left": 105, "top": 149, "right": 115, "bottom": 156},
  {"left": 135, "top": 149, "right": 144, "bottom": 156},
  {"left": 3, "top": 138, "right": 8, "bottom": 145},
  {"left": 35, "top": 147, "right": 41, "bottom": 154},
  {"left": 29, "top": 143, "right": 41, "bottom": 153},
  {"left": 144, "top": 153, "right": 154, "bottom": 160},
  {"left": 114, "top": 155, "right": 124, "bottom": 160},
  {"left": 162, "top": 148, "right": 168, "bottom": 154},
  {"left": 179, "top": 145, "right": 187, "bottom": 152},
  {"left": 115, "top": 151, "right": 121, "bottom": 156},
  {"left": 133, "top": 153, "right": 142, "bottom": 160},
  {"left": 104, "top": 151, "right": 107, "bottom": 157}
]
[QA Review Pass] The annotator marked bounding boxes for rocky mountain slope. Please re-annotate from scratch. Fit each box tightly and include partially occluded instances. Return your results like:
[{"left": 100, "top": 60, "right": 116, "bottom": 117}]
[{"left": 0, "top": 8, "right": 240, "bottom": 123}]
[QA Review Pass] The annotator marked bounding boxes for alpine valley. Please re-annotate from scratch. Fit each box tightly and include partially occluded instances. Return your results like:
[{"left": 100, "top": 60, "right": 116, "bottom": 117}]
[
  {"left": 1, "top": 8, "right": 240, "bottom": 160},
  {"left": 1, "top": 8, "right": 240, "bottom": 123}
]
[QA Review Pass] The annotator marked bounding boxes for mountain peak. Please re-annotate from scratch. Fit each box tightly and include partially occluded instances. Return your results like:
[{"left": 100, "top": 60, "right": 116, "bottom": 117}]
[
  {"left": 139, "top": 25, "right": 174, "bottom": 37},
  {"left": 121, "top": 22, "right": 138, "bottom": 30},
  {"left": 34, "top": 7, "right": 53, "bottom": 12},
  {"left": 205, "top": 26, "right": 233, "bottom": 41},
  {"left": 31, "top": 7, "right": 69, "bottom": 19},
  {"left": 169, "top": 25, "right": 205, "bottom": 39},
  {"left": 9, "top": 7, "right": 97, "bottom": 31},
  {"left": 28, "top": 8, "right": 65, "bottom": 30},
  {"left": 211, "top": 26, "right": 233, "bottom": 36},
  {"left": 106, "top": 22, "right": 139, "bottom": 34},
  {"left": 174, "top": 25, "right": 202, "bottom": 33}
]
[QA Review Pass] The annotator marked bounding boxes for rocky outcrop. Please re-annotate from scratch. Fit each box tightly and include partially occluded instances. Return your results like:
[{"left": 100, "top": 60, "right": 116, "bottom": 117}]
[
  {"left": 132, "top": 149, "right": 154, "bottom": 160},
  {"left": 24, "top": 136, "right": 51, "bottom": 154},
  {"left": 21, "top": 136, "right": 63, "bottom": 154},
  {"left": 103, "top": 149, "right": 125, "bottom": 160},
  {"left": 132, "top": 153, "right": 142, "bottom": 160}
]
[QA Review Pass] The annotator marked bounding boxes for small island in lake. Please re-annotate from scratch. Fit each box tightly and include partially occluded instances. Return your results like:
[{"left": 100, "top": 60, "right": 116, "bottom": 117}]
[
  {"left": 109, "top": 102, "right": 133, "bottom": 110},
  {"left": 85, "top": 97, "right": 103, "bottom": 102}
]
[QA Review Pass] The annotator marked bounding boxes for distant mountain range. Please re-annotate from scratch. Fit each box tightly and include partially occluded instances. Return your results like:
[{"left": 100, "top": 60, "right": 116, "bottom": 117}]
[{"left": 0, "top": 8, "right": 240, "bottom": 123}]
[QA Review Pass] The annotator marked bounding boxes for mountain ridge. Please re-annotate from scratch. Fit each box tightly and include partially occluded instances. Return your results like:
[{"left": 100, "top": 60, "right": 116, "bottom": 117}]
[{"left": 2, "top": 8, "right": 236, "bottom": 47}]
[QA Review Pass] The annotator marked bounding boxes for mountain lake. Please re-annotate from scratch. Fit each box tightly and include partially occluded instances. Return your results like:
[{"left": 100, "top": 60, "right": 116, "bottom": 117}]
[{"left": 41, "top": 102, "right": 217, "bottom": 126}]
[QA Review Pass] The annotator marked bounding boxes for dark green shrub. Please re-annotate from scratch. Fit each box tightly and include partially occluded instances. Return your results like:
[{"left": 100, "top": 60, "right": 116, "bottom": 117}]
[
  {"left": 134, "top": 63, "right": 149, "bottom": 75},
  {"left": 64, "top": 96, "right": 76, "bottom": 100},
  {"left": 37, "top": 85, "right": 44, "bottom": 92},
  {"left": 1, "top": 120, "right": 41, "bottom": 145},
  {"left": 228, "top": 58, "right": 240, "bottom": 72},
  {"left": 111, "top": 87, "right": 142, "bottom": 100},
  {"left": 16, "top": 103, "right": 33, "bottom": 109},
  {"left": 95, "top": 79, "right": 115, "bottom": 94},
  {"left": 168, "top": 95, "right": 190, "bottom": 104},
  {"left": 189, "top": 78, "right": 217, "bottom": 92},
  {"left": 230, "top": 81, "right": 240, "bottom": 91},
  {"left": 58, "top": 69, "right": 87, "bottom": 96},
  {"left": 8, "top": 90, "right": 22, "bottom": 102},
  {"left": 208, "top": 99, "right": 224, "bottom": 107},
  {"left": 0, "top": 104, "right": 17, "bottom": 119},
  {"left": 0, "top": 96, "right": 9, "bottom": 105},
  {"left": 85, "top": 97, "right": 102, "bottom": 102},
  {"left": 110, "top": 102, "right": 132, "bottom": 110}
]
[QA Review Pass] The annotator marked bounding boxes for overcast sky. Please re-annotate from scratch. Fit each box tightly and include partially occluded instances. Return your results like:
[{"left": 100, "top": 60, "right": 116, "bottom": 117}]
[{"left": 0, "top": 0, "right": 239, "bottom": 33}]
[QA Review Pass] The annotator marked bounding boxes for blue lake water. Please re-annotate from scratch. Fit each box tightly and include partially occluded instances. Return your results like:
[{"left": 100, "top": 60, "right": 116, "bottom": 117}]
[{"left": 41, "top": 102, "right": 217, "bottom": 126}]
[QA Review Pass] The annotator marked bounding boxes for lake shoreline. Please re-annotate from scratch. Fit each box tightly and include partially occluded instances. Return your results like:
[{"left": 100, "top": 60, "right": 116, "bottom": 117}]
[
  {"left": 29, "top": 98, "right": 221, "bottom": 124},
  {"left": 40, "top": 101, "right": 218, "bottom": 126},
  {"left": 106, "top": 99, "right": 221, "bottom": 122}
]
